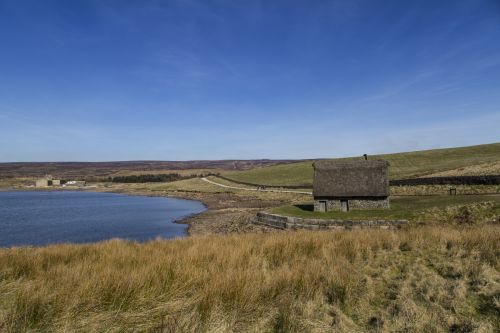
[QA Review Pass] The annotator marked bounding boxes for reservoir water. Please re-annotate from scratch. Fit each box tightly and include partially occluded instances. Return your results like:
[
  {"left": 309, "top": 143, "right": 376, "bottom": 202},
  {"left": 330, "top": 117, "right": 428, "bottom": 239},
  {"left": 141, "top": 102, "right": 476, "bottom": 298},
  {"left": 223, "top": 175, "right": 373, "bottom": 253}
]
[{"left": 0, "top": 191, "right": 206, "bottom": 247}]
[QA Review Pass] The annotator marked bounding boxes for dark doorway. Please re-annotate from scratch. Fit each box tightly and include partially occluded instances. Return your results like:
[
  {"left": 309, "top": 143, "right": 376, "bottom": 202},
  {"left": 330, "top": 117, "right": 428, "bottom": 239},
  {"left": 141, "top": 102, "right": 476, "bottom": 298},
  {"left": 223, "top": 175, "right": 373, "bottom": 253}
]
[
  {"left": 340, "top": 200, "right": 349, "bottom": 212},
  {"left": 318, "top": 201, "right": 327, "bottom": 212}
]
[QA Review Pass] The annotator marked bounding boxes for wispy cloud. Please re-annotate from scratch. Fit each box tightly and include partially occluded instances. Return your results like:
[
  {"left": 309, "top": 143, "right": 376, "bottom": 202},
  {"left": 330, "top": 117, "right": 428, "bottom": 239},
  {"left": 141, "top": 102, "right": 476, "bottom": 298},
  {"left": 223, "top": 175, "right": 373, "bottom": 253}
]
[{"left": 361, "top": 71, "right": 436, "bottom": 102}]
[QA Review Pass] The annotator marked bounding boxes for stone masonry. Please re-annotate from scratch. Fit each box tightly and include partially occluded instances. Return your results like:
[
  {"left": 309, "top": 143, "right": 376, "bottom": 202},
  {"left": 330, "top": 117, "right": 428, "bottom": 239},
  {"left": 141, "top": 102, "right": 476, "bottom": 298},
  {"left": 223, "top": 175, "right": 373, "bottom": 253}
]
[
  {"left": 314, "top": 197, "right": 389, "bottom": 212},
  {"left": 254, "top": 212, "right": 408, "bottom": 230}
]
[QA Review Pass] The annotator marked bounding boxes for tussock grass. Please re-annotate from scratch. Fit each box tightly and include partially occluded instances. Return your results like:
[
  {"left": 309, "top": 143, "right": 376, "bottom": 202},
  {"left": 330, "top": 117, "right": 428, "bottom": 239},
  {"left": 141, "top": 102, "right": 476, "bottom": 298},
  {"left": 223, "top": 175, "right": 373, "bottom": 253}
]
[{"left": 1, "top": 226, "right": 499, "bottom": 332}]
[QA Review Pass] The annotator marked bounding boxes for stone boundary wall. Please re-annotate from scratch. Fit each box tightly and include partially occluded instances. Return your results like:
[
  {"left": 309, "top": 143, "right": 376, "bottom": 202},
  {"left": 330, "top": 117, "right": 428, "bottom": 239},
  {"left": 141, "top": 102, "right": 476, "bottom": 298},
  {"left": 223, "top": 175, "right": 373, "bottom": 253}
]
[
  {"left": 218, "top": 175, "right": 500, "bottom": 189},
  {"left": 390, "top": 175, "right": 500, "bottom": 186},
  {"left": 254, "top": 212, "right": 408, "bottom": 230}
]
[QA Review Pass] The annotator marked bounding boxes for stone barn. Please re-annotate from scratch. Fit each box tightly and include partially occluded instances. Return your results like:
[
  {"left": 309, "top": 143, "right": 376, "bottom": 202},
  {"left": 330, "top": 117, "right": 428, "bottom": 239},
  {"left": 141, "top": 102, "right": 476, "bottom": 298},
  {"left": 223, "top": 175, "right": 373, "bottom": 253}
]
[{"left": 313, "top": 160, "right": 390, "bottom": 212}]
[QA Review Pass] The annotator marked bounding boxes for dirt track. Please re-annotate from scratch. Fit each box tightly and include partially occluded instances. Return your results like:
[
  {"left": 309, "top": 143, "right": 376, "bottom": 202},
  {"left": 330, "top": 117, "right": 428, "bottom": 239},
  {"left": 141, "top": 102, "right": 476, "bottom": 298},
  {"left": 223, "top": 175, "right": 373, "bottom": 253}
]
[{"left": 201, "top": 177, "right": 312, "bottom": 195}]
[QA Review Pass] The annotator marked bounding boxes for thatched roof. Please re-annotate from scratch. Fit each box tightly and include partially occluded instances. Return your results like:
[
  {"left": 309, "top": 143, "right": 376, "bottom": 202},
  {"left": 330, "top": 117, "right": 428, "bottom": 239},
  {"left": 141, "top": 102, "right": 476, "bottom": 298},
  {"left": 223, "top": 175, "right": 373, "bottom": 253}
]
[{"left": 313, "top": 160, "right": 389, "bottom": 198}]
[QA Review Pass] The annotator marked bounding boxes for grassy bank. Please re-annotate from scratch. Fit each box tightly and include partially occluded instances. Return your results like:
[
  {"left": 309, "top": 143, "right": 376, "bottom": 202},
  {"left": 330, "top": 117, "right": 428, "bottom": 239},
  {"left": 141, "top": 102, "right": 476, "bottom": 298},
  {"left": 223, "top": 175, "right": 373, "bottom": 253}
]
[
  {"left": 1, "top": 226, "right": 499, "bottom": 332},
  {"left": 272, "top": 194, "right": 500, "bottom": 223},
  {"left": 222, "top": 143, "right": 500, "bottom": 187}
]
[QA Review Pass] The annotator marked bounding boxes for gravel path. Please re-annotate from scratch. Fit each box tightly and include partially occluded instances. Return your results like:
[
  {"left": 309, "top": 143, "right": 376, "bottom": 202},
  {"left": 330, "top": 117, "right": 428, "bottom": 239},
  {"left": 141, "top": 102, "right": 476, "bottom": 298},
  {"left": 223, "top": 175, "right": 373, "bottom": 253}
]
[{"left": 201, "top": 177, "right": 312, "bottom": 195}]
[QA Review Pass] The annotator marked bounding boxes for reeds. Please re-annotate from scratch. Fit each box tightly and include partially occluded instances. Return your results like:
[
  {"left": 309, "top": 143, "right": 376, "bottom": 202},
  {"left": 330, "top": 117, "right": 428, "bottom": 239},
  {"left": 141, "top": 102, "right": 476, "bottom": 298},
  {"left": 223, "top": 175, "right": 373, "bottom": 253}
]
[{"left": 1, "top": 226, "right": 499, "bottom": 332}]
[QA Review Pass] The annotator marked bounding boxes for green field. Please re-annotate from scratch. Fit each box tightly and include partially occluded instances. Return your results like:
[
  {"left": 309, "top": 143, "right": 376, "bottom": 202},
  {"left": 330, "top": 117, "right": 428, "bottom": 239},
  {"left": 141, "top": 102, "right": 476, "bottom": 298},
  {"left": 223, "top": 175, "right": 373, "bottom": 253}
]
[
  {"left": 222, "top": 143, "right": 500, "bottom": 186},
  {"left": 272, "top": 194, "right": 500, "bottom": 222}
]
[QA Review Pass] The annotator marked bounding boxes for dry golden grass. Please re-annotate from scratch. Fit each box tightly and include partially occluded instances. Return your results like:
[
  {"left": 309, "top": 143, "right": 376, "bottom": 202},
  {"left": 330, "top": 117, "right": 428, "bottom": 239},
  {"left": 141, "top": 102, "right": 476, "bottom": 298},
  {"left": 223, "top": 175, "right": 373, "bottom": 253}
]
[{"left": 1, "top": 226, "right": 499, "bottom": 332}]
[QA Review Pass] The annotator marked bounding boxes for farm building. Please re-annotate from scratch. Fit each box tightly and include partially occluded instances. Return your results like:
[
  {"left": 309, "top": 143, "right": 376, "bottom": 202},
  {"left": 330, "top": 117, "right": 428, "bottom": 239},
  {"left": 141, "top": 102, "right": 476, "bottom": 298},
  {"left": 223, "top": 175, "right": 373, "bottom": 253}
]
[
  {"left": 313, "top": 160, "right": 390, "bottom": 212},
  {"left": 35, "top": 179, "right": 50, "bottom": 187},
  {"left": 35, "top": 176, "right": 61, "bottom": 187}
]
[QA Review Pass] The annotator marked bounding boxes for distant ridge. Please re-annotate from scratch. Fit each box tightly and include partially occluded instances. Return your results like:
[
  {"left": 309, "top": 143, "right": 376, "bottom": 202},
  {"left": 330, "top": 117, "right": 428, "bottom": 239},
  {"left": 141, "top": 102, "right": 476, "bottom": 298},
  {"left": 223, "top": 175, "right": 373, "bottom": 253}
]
[
  {"left": 2, "top": 143, "right": 498, "bottom": 182},
  {"left": 0, "top": 159, "right": 308, "bottom": 179}
]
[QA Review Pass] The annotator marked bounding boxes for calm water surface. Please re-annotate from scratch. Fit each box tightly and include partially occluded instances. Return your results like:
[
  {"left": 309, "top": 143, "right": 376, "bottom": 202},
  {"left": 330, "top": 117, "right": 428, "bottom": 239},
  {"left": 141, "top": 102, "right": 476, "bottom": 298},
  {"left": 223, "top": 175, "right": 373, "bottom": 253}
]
[{"left": 0, "top": 191, "right": 206, "bottom": 247}]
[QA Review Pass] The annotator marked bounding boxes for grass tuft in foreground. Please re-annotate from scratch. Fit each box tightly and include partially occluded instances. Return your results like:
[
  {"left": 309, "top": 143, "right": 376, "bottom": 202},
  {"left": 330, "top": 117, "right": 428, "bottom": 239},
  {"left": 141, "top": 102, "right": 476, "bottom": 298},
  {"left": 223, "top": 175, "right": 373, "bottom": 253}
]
[{"left": 1, "top": 226, "right": 499, "bottom": 332}]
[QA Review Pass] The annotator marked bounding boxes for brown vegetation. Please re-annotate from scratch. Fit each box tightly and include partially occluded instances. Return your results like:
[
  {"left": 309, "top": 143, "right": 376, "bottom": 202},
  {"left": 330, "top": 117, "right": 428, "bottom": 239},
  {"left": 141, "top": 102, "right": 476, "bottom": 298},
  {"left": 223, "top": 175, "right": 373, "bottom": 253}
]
[{"left": 1, "top": 226, "right": 499, "bottom": 332}]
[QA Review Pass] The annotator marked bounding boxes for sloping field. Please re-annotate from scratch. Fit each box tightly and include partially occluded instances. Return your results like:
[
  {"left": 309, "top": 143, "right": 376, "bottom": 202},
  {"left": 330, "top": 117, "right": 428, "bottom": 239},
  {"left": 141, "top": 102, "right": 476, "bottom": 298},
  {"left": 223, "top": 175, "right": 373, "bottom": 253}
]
[{"left": 222, "top": 143, "right": 500, "bottom": 187}]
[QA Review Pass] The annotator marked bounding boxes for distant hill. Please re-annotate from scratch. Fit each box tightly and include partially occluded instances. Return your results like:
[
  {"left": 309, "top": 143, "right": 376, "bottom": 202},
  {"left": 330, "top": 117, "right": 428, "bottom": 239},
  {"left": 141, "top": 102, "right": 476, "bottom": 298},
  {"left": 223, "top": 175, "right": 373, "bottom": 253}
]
[
  {"left": 221, "top": 143, "right": 500, "bottom": 187},
  {"left": 2, "top": 143, "right": 498, "bottom": 183},
  {"left": 0, "top": 159, "right": 305, "bottom": 179}
]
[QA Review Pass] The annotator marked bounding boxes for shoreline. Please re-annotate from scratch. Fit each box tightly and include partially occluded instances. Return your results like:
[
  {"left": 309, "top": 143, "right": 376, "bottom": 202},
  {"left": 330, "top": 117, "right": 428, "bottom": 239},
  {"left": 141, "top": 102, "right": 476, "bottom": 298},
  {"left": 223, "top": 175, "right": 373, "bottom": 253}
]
[
  {"left": 74, "top": 184, "right": 281, "bottom": 236},
  {"left": 0, "top": 183, "right": 275, "bottom": 237},
  {"left": 0, "top": 186, "right": 211, "bottom": 237}
]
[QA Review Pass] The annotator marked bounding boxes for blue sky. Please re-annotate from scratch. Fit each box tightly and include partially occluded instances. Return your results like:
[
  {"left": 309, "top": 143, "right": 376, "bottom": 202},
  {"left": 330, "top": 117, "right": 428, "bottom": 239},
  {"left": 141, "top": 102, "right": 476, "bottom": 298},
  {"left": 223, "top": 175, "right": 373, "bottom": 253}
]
[{"left": 1, "top": 0, "right": 499, "bottom": 162}]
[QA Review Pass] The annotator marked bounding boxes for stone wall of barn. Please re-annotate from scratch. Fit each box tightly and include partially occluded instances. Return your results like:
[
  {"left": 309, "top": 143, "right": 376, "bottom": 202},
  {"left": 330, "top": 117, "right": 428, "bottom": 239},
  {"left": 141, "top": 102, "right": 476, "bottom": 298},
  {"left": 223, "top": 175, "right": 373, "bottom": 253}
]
[{"left": 314, "top": 197, "right": 389, "bottom": 212}]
